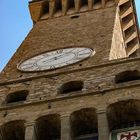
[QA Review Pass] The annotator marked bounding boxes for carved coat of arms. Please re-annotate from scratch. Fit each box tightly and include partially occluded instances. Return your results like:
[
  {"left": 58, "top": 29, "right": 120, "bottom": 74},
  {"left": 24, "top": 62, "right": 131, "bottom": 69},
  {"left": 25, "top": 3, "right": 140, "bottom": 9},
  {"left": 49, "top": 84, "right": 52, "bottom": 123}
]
[{"left": 112, "top": 129, "right": 140, "bottom": 140}]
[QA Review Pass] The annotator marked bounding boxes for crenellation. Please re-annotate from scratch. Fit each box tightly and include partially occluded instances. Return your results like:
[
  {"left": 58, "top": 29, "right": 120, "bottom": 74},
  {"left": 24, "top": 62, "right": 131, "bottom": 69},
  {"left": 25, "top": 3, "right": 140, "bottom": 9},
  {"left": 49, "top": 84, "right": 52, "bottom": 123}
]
[{"left": 29, "top": 0, "right": 117, "bottom": 22}]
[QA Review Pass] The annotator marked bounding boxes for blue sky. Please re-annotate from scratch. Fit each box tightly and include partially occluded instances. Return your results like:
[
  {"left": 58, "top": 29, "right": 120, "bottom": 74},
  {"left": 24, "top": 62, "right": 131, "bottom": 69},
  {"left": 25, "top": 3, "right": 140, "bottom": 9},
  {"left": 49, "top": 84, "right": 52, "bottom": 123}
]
[
  {"left": 0, "top": 0, "right": 32, "bottom": 71},
  {"left": 0, "top": 0, "right": 140, "bottom": 71}
]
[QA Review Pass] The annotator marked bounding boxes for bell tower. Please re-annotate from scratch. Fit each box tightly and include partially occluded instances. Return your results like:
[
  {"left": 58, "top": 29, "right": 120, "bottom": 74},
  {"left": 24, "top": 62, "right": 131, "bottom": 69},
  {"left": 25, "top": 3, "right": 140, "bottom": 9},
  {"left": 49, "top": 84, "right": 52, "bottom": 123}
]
[{"left": 0, "top": 0, "right": 140, "bottom": 140}]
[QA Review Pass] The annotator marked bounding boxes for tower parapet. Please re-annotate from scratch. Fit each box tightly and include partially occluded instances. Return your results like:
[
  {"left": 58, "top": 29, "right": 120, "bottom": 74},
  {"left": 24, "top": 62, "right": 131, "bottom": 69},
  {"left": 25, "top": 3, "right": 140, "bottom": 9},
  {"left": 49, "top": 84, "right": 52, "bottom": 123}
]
[
  {"left": 29, "top": 0, "right": 117, "bottom": 22},
  {"left": 29, "top": 0, "right": 139, "bottom": 57}
]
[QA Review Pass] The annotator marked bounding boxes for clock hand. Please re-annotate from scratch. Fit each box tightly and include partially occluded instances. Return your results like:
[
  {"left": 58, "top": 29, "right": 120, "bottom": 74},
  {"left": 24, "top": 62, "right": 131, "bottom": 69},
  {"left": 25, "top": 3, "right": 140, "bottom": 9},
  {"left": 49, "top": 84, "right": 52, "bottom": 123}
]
[
  {"left": 42, "top": 56, "right": 58, "bottom": 63},
  {"left": 42, "top": 53, "right": 69, "bottom": 63}
]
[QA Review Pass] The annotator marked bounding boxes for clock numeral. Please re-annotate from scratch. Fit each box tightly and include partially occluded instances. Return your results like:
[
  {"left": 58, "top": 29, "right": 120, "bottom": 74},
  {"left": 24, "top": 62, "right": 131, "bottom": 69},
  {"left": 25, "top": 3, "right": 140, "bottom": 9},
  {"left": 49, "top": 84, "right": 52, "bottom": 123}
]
[{"left": 56, "top": 49, "right": 63, "bottom": 54}]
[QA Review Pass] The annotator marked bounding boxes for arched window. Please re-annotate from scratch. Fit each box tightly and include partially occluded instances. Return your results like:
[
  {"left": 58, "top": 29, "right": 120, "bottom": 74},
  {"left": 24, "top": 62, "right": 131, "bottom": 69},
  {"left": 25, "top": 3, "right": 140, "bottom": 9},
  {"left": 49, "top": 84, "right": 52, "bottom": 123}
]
[
  {"left": 71, "top": 108, "right": 98, "bottom": 139},
  {"left": 115, "top": 70, "right": 140, "bottom": 83},
  {"left": 58, "top": 81, "right": 84, "bottom": 94},
  {"left": 35, "top": 114, "right": 61, "bottom": 140},
  {"left": 0, "top": 120, "right": 25, "bottom": 140},
  {"left": 107, "top": 99, "right": 140, "bottom": 131},
  {"left": 6, "top": 90, "right": 28, "bottom": 104}
]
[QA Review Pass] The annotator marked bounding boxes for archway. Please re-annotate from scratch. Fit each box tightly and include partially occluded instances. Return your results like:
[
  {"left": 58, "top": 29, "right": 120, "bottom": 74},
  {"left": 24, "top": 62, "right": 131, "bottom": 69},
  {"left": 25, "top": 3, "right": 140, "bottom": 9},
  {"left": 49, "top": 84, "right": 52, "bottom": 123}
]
[
  {"left": 107, "top": 100, "right": 140, "bottom": 140},
  {"left": 35, "top": 114, "right": 61, "bottom": 140},
  {"left": 0, "top": 120, "right": 25, "bottom": 140},
  {"left": 71, "top": 108, "right": 98, "bottom": 140}
]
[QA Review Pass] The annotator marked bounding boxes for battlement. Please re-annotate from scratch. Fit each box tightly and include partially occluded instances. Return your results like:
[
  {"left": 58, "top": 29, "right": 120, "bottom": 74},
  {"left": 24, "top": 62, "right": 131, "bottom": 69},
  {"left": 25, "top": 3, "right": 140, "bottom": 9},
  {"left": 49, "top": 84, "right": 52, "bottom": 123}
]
[{"left": 29, "top": 0, "right": 117, "bottom": 22}]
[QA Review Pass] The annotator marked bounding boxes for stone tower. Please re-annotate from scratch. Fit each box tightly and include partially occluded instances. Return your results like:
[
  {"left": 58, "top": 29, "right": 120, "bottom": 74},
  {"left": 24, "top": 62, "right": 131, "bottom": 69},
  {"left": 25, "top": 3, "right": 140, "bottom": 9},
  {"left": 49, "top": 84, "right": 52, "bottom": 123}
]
[{"left": 0, "top": 0, "right": 140, "bottom": 140}]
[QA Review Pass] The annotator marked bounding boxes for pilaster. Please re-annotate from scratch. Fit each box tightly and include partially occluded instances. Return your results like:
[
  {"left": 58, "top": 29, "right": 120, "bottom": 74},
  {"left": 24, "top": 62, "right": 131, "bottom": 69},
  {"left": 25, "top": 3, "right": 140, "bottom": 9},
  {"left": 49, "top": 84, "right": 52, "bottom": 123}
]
[
  {"left": 62, "top": 0, "right": 68, "bottom": 15},
  {"left": 61, "top": 113, "right": 72, "bottom": 140},
  {"left": 97, "top": 108, "right": 110, "bottom": 140},
  {"left": 25, "top": 121, "right": 36, "bottom": 140}
]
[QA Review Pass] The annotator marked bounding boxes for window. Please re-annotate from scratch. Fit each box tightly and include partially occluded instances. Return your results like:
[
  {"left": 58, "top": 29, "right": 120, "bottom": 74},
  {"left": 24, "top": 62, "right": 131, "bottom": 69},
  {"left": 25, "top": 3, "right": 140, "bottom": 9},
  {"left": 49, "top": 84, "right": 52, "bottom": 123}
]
[
  {"left": 58, "top": 81, "right": 84, "bottom": 94},
  {"left": 115, "top": 70, "right": 140, "bottom": 83},
  {"left": 6, "top": 90, "right": 28, "bottom": 104}
]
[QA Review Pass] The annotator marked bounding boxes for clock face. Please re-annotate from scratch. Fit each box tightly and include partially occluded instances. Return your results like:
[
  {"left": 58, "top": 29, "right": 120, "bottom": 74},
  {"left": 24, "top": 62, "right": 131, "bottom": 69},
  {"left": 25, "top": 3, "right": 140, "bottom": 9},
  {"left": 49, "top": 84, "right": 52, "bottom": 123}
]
[{"left": 18, "top": 47, "right": 95, "bottom": 72}]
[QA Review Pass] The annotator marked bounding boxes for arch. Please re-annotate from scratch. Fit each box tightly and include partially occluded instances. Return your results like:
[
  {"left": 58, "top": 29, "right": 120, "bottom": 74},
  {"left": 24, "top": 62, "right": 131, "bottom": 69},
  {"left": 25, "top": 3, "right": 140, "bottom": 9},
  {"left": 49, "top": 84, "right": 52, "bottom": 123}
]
[
  {"left": 58, "top": 81, "right": 84, "bottom": 94},
  {"left": 1, "top": 120, "right": 25, "bottom": 140},
  {"left": 41, "top": 1, "right": 50, "bottom": 19},
  {"left": 81, "top": 0, "right": 88, "bottom": 6},
  {"left": 71, "top": 108, "right": 98, "bottom": 139},
  {"left": 67, "top": 0, "right": 75, "bottom": 14},
  {"left": 93, "top": 0, "right": 102, "bottom": 9},
  {"left": 106, "top": 0, "right": 115, "bottom": 7},
  {"left": 54, "top": 0, "right": 62, "bottom": 17},
  {"left": 107, "top": 99, "right": 140, "bottom": 131},
  {"left": 80, "top": 0, "right": 88, "bottom": 11},
  {"left": 6, "top": 90, "right": 28, "bottom": 104},
  {"left": 35, "top": 114, "right": 61, "bottom": 140},
  {"left": 115, "top": 70, "right": 140, "bottom": 83}
]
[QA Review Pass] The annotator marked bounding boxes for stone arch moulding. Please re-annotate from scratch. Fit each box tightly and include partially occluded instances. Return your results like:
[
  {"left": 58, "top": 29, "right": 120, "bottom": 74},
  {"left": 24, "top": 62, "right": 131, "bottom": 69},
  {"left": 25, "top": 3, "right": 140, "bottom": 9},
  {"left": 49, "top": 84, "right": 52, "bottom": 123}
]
[{"left": 107, "top": 95, "right": 140, "bottom": 107}]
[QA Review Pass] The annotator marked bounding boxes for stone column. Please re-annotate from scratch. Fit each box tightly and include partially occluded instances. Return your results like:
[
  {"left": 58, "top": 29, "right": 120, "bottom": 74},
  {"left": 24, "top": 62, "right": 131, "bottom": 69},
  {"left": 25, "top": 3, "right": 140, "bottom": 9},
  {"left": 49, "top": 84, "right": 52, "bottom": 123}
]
[
  {"left": 25, "top": 121, "right": 36, "bottom": 140},
  {"left": 49, "top": 1, "right": 55, "bottom": 17},
  {"left": 75, "top": 0, "right": 80, "bottom": 12},
  {"left": 62, "top": 0, "right": 68, "bottom": 15},
  {"left": 61, "top": 114, "right": 72, "bottom": 140},
  {"left": 101, "top": 0, "right": 106, "bottom": 8},
  {"left": 97, "top": 108, "right": 110, "bottom": 140},
  {"left": 88, "top": 0, "right": 93, "bottom": 10}
]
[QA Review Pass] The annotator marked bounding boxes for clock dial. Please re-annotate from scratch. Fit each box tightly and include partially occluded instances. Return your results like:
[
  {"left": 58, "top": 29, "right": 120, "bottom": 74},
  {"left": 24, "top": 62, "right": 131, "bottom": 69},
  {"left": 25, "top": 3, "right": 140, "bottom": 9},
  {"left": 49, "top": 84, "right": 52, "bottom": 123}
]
[{"left": 18, "top": 47, "right": 95, "bottom": 72}]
